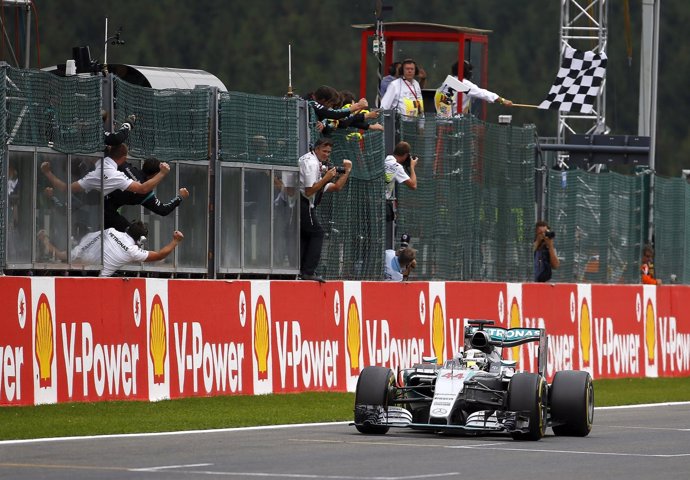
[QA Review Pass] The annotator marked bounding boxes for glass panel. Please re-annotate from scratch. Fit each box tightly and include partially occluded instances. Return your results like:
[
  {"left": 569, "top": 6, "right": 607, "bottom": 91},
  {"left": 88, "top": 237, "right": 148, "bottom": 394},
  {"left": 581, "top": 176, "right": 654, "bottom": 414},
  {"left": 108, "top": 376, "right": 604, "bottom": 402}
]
[
  {"left": 141, "top": 161, "right": 179, "bottom": 268},
  {"left": 244, "top": 168, "right": 271, "bottom": 268},
  {"left": 36, "top": 151, "right": 70, "bottom": 263},
  {"left": 69, "top": 154, "right": 102, "bottom": 269},
  {"left": 272, "top": 169, "right": 299, "bottom": 269},
  {"left": 176, "top": 163, "right": 208, "bottom": 269},
  {"left": 220, "top": 166, "right": 241, "bottom": 269},
  {"left": 6, "top": 151, "right": 34, "bottom": 264}
]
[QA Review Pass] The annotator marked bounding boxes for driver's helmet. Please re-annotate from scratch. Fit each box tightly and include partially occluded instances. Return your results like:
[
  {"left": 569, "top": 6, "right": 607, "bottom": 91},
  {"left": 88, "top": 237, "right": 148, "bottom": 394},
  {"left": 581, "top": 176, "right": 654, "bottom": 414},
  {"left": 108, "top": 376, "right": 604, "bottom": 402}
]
[{"left": 463, "top": 349, "right": 488, "bottom": 370}]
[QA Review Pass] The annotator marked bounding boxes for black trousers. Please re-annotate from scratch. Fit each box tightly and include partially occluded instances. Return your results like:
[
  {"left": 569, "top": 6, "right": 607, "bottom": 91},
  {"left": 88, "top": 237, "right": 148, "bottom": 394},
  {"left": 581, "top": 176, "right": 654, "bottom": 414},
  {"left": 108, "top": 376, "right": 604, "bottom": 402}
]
[{"left": 300, "top": 196, "right": 324, "bottom": 276}]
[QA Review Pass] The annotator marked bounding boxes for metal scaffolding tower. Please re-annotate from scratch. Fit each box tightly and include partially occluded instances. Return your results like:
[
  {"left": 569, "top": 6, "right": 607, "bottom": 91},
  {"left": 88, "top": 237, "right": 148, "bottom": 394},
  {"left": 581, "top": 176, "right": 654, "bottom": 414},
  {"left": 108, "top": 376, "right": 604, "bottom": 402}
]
[{"left": 558, "top": 0, "right": 609, "bottom": 144}]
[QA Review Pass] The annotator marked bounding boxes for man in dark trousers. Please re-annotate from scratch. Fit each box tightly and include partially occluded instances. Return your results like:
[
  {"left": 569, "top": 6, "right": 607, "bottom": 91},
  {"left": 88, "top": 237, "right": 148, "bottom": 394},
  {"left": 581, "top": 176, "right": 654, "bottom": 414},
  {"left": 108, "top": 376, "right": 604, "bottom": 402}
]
[
  {"left": 298, "top": 137, "right": 352, "bottom": 282},
  {"left": 105, "top": 157, "right": 189, "bottom": 232}
]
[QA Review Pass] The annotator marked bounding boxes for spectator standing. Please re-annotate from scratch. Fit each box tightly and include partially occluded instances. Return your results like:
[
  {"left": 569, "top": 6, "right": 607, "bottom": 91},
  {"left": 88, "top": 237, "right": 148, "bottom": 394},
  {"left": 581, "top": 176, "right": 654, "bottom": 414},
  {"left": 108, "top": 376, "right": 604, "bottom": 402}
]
[
  {"left": 380, "top": 59, "right": 424, "bottom": 119},
  {"left": 533, "top": 221, "right": 560, "bottom": 282},
  {"left": 379, "top": 62, "right": 401, "bottom": 98},
  {"left": 298, "top": 138, "right": 352, "bottom": 282},
  {"left": 384, "top": 141, "right": 418, "bottom": 248},
  {"left": 434, "top": 60, "right": 513, "bottom": 118},
  {"left": 641, "top": 244, "right": 662, "bottom": 285}
]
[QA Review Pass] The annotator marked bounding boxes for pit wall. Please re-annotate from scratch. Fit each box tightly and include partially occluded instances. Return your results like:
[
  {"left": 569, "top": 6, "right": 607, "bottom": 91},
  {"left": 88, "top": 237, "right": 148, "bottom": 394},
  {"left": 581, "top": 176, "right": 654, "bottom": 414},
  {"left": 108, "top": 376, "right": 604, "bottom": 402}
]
[{"left": 2, "top": 277, "right": 688, "bottom": 406}]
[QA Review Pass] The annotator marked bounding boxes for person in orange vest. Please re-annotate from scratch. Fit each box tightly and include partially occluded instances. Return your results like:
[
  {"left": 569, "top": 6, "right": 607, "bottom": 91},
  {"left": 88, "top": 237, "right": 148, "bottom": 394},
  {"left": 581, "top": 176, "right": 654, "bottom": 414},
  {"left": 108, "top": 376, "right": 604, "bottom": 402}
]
[{"left": 641, "top": 244, "right": 662, "bottom": 285}]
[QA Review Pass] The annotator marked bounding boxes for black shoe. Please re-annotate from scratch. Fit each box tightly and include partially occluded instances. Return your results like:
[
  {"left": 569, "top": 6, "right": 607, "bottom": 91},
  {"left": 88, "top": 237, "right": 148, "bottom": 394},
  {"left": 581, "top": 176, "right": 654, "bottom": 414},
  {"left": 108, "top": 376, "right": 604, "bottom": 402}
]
[{"left": 300, "top": 273, "right": 326, "bottom": 283}]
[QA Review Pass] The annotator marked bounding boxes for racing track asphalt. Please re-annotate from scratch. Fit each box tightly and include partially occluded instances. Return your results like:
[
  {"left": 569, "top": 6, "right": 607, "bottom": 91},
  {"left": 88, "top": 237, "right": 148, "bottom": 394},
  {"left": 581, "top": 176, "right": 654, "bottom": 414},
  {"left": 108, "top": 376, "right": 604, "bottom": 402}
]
[{"left": 0, "top": 402, "right": 689, "bottom": 480}]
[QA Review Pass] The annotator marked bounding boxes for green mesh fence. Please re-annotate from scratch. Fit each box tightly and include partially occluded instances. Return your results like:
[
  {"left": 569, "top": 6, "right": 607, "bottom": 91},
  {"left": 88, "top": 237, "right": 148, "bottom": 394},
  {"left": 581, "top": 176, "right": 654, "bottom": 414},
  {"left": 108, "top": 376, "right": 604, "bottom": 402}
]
[
  {"left": 6, "top": 66, "right": 102, "bottom": 153},
  {"left": 0, "top": 67, "right": 6, "bottom": 267},
  {"left": 3, "top": 64, "right": 690, "bottom": 283},
  {"left": 115, "top": 77, "right": 210, "bottom": 161},
  {"left": 219, "top": 92, "right": 300, "bottom": 165},
  {"left": 547, "top": 170, "right": 645, "bottom": 284},
  {"left": 394, "top": 115, "right": 537, "bottom": 281},
  {"left": 317, "top": 128, "right": 387, "bottom": 279},
  {"left": 653, "top": 176, "right": 690, "bottom": 284}
]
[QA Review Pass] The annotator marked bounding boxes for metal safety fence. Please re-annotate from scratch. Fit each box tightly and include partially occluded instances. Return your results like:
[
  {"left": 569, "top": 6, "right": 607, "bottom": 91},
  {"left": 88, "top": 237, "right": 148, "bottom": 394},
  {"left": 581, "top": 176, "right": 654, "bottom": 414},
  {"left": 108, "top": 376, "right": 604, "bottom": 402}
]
[{"left": 0, "top": 64, "right": 687, "bottom": 283}]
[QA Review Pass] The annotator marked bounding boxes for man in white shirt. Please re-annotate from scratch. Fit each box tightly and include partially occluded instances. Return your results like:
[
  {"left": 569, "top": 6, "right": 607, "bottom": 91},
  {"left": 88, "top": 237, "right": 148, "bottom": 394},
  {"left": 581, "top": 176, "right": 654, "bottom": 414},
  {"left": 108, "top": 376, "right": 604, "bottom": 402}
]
[
  {"left": 39, "top": 221, "right": 184, "bottom": 277},
  {"left": 384, "top": 141, "right": 418, "bottom": 248},
  {"left": 380, "top": 59, "right": 424, "bottom": 119},
  {"left": 40, "top": 143, "right": 170, "bottom": 197},
  {"left": 434, "top": 60, "right": 513, "bottom": 118},
  {"left": 298, "top": 137, "right": 352, "bottom": 282}
]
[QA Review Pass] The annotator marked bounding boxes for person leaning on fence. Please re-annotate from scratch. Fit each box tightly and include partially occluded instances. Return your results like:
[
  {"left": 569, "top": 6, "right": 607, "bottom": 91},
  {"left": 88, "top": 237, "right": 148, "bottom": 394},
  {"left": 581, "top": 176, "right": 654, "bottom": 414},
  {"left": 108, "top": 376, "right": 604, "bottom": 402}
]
[
  {"left": 533, "top": 220, "right": 560, "bottom": 282},
  {"left": 641, "top": 244, "right": 662, "bottom": 285},
  {"left": 105, "top": 157, "right": 189, "bottom": 232},
  {"left": 38, "top": 220, "right": 184, "bottom": 277},
  {"left": 40, "top": 143, "right": 170, "bottom": 197},
  {"left": 384, "top": 141, "right": 418, "bottom": 248},
  {"left": 384, "top": 247, "right": 417, "bottom": 281},
  {"left": 306, "top": 86, "right": 368, "bottom": 136},
  {"left": 298, "top": 137, "right": 352, "bottom": 282}
]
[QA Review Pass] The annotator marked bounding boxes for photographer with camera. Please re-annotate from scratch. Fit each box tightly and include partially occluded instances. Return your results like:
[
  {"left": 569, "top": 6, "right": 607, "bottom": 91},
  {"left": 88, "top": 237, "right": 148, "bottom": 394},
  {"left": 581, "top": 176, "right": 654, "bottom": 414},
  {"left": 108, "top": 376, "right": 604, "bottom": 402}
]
[
  {"left": 385, "top": 141, "right": 418, "bottom": 249},
  {"left": 298, "top": 137, "right": 352, "bottom": 282},
  {"left": 533, "top": 220, "right": 560, "bottom": 282}
]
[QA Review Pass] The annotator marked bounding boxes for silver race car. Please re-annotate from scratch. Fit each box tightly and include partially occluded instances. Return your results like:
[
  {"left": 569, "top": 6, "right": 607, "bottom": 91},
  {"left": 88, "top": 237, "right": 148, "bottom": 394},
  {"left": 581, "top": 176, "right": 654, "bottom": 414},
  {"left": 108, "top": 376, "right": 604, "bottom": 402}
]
[{"left": 354, "top": 320, "right": 593, "bottom": 440}]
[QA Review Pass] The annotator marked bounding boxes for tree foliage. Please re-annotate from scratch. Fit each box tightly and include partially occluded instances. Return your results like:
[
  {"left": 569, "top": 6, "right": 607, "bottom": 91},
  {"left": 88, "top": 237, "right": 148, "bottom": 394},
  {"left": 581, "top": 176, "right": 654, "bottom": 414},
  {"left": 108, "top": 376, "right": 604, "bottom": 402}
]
[{"left": 6, "top": 0, "right": 686, "bottom": 174}]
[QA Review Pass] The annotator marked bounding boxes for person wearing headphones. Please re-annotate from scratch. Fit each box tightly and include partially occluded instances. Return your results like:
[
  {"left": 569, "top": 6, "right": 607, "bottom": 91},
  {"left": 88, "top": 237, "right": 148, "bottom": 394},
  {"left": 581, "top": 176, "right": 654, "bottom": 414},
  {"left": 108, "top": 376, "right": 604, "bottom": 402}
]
[
  {"left": 379, "top": 62, "right": 401, "bottom": 98},
  {"left": 435, "top": 60, "right": 513, "bottom": 118},
  {"left": 380, "top": 58, "right": 424, "bottom": 119},
  {"left": 38, "top": 220, "right": 184, "bottom": 277}
]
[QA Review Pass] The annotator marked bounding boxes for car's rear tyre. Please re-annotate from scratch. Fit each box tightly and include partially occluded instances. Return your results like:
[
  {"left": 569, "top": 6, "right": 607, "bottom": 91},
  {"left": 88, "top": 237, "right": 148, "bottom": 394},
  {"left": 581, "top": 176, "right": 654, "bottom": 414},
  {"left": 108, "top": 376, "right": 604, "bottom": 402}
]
[
  {"left": 354, "top": 366, "right": 395, "bottom": 434},
  {"left": 508, "top": 373, "right": 547, "bottom": 441},
  {"left": 550, "top": 370, "right": 594, "bottom": 437}
]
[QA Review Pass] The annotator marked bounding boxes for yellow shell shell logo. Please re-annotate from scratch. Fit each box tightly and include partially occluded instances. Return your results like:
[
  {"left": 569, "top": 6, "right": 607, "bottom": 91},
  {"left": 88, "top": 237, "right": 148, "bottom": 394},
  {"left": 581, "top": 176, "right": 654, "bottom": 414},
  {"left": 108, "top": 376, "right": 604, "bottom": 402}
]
[
  {"left": 149, "top": 295, "right": 167, "bottom": 384},
  {"left": 645, "top": 300, "right": 656, "bottom": 362},
  {"left": 432, "top": 298, "right": 445, "bottom": 365},
  {"left": 510, "top": 299, "right": 521, "bottom": 361},
  {"left": 580, "top": 299, "right": 591, "bottom": 364},
  {"left": 254, "top": 296, "right": 270, "bottom": 380},
  {"left": 35, "top": 294, "right": 54, "bottom": 388},
  {"left": 346, "top": 298, "right": 361, "bottom": 373}
]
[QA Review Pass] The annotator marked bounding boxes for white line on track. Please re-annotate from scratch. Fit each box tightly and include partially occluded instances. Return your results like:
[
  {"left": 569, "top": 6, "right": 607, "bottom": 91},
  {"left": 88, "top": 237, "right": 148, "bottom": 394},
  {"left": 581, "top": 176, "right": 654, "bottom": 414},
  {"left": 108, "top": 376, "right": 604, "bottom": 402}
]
[
  {"left": 130, "top": 463, "right": 213, "bottom": 471},
  {"left": 294, "top": 438, "right": 690, "bottom": 459},
  {"left": 136, "top": 471, "right": 460, "bottom": 479},
  {"left": 1, "top": 401, "right": 688, "bottom": 446}
]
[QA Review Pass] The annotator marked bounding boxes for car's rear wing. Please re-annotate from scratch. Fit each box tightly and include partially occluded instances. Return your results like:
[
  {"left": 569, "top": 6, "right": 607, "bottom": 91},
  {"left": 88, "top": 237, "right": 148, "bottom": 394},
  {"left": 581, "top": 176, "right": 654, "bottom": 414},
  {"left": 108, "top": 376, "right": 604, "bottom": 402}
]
[{"left": 465, "top": 321, "right": 548, "bottom": 376}]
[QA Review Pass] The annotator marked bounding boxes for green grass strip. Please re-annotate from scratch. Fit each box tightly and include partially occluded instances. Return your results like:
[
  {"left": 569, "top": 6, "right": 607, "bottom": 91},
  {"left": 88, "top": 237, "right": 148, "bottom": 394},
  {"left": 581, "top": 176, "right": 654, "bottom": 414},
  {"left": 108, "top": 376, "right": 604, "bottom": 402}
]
[{"left": 1, "top": 377, "right": 689, "bottom": 441}]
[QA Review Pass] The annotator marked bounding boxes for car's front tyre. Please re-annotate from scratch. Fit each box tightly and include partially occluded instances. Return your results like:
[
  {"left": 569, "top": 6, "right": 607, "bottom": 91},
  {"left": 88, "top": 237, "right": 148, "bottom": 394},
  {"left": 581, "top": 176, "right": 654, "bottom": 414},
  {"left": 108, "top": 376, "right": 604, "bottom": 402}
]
[
  {"left": 550, "top": 370, "right": 594, "bottom": 436},
  {"left": 354, "top": 366, "right": 395, "bottom": 434}
]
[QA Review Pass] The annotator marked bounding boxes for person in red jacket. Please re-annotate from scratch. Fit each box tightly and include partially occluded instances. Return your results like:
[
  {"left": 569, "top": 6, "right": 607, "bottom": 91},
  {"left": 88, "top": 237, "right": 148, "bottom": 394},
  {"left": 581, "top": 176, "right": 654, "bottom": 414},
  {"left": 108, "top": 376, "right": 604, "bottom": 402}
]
[{"left": 641, "top": 244, "right": 662, "bottom": 285}]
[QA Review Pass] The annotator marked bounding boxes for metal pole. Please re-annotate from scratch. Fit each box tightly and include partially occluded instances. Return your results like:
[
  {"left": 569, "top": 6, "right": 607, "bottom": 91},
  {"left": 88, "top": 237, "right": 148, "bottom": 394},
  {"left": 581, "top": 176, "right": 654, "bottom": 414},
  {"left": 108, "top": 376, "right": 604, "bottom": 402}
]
[{"left": 23, "top": 2, "right": 30, "bottom": 68}]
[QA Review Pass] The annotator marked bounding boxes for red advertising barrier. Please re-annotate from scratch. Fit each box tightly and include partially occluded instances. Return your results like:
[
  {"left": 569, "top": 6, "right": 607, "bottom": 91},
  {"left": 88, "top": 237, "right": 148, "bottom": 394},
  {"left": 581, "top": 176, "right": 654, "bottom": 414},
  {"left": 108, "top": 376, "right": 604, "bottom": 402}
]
[{"left": 1, "top": 277, "right": 689, "bottom": 406}]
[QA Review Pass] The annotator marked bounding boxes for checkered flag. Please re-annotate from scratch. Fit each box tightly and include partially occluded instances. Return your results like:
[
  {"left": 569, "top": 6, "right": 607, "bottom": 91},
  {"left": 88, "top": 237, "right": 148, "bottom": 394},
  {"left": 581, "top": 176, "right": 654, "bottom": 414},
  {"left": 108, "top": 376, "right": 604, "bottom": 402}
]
[{"left": 539, "top": 47, "right": 607, "bottom": 113}]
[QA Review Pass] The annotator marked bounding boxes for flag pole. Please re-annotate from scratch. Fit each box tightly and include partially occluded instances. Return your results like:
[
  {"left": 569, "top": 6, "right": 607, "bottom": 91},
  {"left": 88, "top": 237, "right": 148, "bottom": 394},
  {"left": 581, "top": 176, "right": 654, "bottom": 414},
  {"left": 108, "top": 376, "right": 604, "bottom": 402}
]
[{"left": 511, "top": 103, "right": 541, "bottom": 109}]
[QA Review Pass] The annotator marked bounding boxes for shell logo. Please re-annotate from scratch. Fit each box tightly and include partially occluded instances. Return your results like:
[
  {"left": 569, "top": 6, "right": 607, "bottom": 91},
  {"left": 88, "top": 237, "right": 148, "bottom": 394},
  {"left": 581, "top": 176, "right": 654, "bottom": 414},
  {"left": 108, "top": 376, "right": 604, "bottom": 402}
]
[
  {"left": 254, "top": 296, "right": 270, "bottom": 380},
  {"left": 645, "top": 300, "right": 656, "bottom": 362},
  {"left": 346, "top": 298, "right": 361, "bottom": 374},
  {"left": 149, "top": 295, "right": 167, "bottom": 384},
  {"left": 35, "top": 294, "right": 54, "bottom": 388},
  {"left": 509, "top": 298, "right": 521, "bottom": 360},
  {"left": 431, "top": 298, "right": 445, "bottom": 365},
  {"left": 580, "top": 299, "right": 591, "bottom": 365}
]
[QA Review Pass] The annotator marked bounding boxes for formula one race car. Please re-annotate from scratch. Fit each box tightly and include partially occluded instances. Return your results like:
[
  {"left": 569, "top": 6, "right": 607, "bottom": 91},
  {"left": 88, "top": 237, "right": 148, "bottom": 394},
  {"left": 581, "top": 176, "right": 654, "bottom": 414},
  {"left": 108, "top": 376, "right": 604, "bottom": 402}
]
[{"left": 353, "top": 320, "right": 593, "bottom": 440}]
